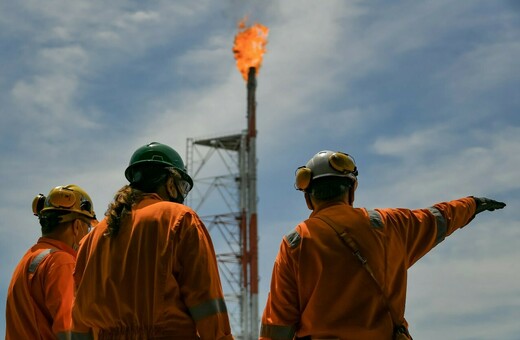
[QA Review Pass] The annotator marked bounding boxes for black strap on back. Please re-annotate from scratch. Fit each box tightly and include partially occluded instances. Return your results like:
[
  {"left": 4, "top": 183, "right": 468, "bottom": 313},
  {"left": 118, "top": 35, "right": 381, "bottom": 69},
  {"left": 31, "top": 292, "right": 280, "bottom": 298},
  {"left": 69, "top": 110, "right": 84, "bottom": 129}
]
[{"left": 313, "top": 215, "right": 412, "bottom": 339}]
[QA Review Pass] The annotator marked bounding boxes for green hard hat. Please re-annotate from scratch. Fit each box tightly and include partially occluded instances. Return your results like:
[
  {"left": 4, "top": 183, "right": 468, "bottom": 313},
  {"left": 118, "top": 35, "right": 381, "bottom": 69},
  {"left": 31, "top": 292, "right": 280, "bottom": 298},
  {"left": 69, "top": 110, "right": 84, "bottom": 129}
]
[{"left": 124, "top": 142, "right": 193, "bottom": 189}]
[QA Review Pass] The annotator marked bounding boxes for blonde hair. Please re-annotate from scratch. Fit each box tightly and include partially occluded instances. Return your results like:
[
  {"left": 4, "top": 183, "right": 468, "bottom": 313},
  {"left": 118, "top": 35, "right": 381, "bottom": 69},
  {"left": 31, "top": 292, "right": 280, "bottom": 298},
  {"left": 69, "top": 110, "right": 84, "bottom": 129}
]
[{"left": 104, "top": 185, "right": 145, "bottom": 237}]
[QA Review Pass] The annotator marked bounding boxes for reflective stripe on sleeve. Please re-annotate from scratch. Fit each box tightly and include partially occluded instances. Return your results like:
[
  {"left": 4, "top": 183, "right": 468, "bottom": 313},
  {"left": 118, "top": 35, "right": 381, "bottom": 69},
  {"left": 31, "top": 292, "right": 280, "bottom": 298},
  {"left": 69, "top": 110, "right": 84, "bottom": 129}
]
[
  {"left": 285, "top": 230, "right": 301, "bottom": 248},
  {"left": 71, "top": 332, "right": 94, "bottom": 340},
  {"left": 260, "top": 323, "right": 296, "bottom": 339},
  {"left": 428, "top": 206, "right": 447, "bottom": 245},
  {"left": 28, "top": 249, "right": 52, "bottom": 273},
  {"left": 57, "top": 331, "right": 72, "bottom": 340},
  {"left": 367, "top": 210, "right": 384, "bottom": 229},
  {"left": 188, "top": 298, "right": 228, "bottom": 321},
  {"left": 71, "top": 332, "right": 93, "bottom": 340}
]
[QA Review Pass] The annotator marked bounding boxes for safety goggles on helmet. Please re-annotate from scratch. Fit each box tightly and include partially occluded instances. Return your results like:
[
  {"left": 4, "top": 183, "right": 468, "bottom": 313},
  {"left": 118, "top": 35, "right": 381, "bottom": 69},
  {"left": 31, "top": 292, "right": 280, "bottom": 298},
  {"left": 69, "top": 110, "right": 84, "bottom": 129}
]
[{"left": 46, "top": 189, "right": 92, "bottom": 211}]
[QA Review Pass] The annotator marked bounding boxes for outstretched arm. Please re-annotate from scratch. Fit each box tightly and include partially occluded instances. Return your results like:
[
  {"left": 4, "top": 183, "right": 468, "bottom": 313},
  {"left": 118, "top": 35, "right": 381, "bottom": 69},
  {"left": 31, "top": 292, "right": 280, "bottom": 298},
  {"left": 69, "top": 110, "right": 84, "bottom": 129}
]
[{"left": 380, "top": 196, "right": 506, "bottom": 267}]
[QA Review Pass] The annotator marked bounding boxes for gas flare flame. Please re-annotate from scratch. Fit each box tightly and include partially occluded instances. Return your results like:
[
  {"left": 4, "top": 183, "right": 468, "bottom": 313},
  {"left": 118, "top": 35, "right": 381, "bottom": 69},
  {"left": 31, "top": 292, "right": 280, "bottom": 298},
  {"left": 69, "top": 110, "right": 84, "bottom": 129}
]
[{"left": 233, "top": 17, "right": 269, "bottom": 81}]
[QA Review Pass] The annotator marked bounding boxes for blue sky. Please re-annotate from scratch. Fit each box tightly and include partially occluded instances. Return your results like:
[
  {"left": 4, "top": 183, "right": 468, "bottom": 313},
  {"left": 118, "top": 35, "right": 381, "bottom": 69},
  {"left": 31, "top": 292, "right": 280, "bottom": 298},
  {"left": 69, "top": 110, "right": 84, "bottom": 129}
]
[{"left": 1, "top": 1, "right": 519, "bottom": 338}]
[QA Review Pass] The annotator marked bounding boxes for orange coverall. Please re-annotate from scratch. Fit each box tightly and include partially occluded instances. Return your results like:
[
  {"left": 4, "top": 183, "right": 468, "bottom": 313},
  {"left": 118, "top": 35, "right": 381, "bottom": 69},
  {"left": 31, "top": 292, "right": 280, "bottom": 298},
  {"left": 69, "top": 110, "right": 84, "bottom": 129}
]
[
  {"left": 260, "top": 197, "right": 476, "bottom": 339},
  {"left": 72, "top": 194, "right": 233, "bottom": 339},
  {"left": 6, "top": 237, "right": 77, "bottom": 339}
]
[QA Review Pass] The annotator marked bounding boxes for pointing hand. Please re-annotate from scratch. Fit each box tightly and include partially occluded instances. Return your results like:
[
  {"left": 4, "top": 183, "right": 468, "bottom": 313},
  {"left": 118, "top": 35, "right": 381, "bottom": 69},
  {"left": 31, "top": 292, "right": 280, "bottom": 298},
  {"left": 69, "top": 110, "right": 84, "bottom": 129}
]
[{"left": 473, "top": 197, "right": 506, "bottom": 214}]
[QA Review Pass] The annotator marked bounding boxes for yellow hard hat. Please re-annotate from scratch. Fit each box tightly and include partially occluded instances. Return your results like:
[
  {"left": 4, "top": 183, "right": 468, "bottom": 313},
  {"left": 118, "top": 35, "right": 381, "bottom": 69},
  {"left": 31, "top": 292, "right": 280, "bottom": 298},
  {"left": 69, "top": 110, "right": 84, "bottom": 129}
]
[{"left": 32, "top": 184, "right": 97, "bottom": 223}]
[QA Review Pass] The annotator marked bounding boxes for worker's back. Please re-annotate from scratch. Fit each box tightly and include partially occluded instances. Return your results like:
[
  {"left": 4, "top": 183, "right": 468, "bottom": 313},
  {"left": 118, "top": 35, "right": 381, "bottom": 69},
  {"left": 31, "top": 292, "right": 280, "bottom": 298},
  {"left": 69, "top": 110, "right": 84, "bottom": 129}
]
[{"left": 73, "top": 195, "right": 210, "bottom": 339}]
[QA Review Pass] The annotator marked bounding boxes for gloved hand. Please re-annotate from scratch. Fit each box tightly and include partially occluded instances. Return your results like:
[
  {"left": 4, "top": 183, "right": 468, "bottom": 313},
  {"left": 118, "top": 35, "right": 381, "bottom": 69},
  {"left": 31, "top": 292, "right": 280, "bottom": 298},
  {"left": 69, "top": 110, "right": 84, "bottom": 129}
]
[{"left": 473, "top": 197, "right": 506, "bottom": 214}]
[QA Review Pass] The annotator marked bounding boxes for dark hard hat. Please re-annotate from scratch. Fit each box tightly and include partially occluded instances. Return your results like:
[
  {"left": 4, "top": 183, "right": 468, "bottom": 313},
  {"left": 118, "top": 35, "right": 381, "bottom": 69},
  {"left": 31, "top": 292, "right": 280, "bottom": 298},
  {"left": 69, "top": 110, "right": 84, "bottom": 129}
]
[{"left": 124, "top": 142, "right": 193, "bottom": 189}]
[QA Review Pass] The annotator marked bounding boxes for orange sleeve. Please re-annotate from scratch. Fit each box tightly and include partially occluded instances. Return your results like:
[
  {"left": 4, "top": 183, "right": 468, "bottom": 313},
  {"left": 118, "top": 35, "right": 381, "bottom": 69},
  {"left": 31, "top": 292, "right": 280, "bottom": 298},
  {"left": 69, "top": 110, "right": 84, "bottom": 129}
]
[
  {"left": 260, "top": 232, "right": 299, "bottom": 339},
  {"left": 44, "top": 252, "right": 75, "bottom": 336},
  {"left": 72, "top": 233, "right": 92, "bottom": 334},
  {"left": 176, "top": 213, "right": 233, "bottom": 340},
  {"left": 378, "top": 196, "right": 476, "bottom": 267}
]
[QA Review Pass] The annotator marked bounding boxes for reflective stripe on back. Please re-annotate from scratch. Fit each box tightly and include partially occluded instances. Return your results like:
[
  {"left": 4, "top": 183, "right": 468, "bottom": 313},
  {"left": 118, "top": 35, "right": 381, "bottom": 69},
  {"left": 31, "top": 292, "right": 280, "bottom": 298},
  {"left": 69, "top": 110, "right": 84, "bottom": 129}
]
[
  {"left": 188, "top": 298, "right": 227, "bottom": 321},
  {"left": 28, "top": 249, "right": 52, "bottom": 273},
  {"left": 367, "top": 210, "right": 384, "bottom": 229},
  {"left": 260, "top": 323, "right": 296, "bottom": 339},
  {"left": 428, "top": 206, "right": 447, "bottom": 245}
]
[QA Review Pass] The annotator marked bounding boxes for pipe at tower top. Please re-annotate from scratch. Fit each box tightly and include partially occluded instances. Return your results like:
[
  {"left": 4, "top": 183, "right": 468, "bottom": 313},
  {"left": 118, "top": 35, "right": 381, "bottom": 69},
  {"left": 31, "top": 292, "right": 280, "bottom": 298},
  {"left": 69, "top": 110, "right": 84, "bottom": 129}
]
[
  {"left": 247, "top": 67, "right": 257, "bottom": 139},
  {"left": 246, "top": 66, "right": 259, "bottom": 337}
]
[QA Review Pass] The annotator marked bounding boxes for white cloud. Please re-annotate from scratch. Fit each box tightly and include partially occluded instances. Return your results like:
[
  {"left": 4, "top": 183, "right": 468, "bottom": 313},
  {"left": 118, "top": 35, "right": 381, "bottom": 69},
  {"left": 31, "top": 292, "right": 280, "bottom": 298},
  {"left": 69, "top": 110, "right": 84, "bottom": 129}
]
[
  {"left": 12, "top": 75, "right": 77, "bottom": 117},
  {"left": 116, "top": 10, "right": 160, "bottom": 27},
  {"left": 442, "top": 40, "right": 520, "bottom": 100},
  {"left": 363, "top": 125, "right": 520, "bottom": 207},
  {"left": 407, "top": 218, "right": 520, "bottom": 339},
  {"left": 372, "top": 126, "right": 457, "bottom": 158},
  {"left": 38, "top": 45, "right": 89, "bottom": 73}
]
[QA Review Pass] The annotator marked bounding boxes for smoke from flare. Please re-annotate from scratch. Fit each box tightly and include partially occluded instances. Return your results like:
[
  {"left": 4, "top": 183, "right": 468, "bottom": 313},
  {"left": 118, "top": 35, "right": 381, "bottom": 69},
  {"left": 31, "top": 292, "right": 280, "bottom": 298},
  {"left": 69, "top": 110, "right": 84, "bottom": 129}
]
[{"left": 233, "top": 18, "right": 269, "bottom": 81}]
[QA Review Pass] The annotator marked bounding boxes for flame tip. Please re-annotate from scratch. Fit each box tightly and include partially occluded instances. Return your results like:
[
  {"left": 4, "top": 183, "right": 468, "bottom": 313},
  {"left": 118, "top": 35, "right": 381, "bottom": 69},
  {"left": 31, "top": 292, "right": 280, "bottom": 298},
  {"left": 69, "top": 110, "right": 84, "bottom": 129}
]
[{"left": 233, "top": 20, "right": 269, "bottom": 81}]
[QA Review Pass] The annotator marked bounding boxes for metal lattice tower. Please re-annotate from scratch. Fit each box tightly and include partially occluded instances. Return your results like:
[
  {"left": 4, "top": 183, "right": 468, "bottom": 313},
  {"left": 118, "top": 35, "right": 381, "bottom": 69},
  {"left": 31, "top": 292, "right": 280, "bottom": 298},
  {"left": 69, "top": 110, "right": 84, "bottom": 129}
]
[
  {"left": 185, "top": 65, "right": 259, "bottom": 340},
  {"left": 186, "top": 132, "right": 255, "bottom": 339}
]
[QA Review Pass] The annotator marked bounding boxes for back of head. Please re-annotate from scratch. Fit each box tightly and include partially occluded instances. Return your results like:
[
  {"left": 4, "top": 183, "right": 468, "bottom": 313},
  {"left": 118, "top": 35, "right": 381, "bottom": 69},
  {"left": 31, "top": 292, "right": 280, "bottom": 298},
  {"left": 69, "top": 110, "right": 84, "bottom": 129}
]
[
  {"left": 295, "top": 150, "right": 358, "bottom": 201},
  {"left": 32, "top": 184, "right": 96, "bottom": 234},
  {"left": 105, "top": 142, "right": 194, "bottom": 237},
  {"left": 124, "top": 142, "right": 193, "bottom": 193}
]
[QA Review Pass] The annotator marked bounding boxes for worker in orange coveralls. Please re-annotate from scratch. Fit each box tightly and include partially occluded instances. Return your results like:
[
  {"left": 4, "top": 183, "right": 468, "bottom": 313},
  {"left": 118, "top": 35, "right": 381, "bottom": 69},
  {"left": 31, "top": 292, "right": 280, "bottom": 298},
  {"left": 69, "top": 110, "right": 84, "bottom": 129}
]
[
  {"left": 71, "top": 142, "right": 234, "bottom": 340},
  {"left": 260, "top": 150, "right": 506, "bottom": 340},
  {"left": 6, "top": 184, "right": 97, "bottom": 340}
]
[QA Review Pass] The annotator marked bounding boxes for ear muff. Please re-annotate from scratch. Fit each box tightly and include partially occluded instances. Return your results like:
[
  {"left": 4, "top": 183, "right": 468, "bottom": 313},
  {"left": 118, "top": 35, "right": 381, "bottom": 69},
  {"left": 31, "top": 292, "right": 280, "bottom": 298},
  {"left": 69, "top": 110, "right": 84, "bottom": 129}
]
[
  {"left": 80, "top": 198, "right": 92, "bottom": 213},
  {"left": 32, "top": 194, "right": 46, "bottom": 216},
  {"left": 295, "top": 166, "right": 312, "bottom": 191},
  {"left": 329, "top": 152, "right": 358, "bottom": 176}
]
